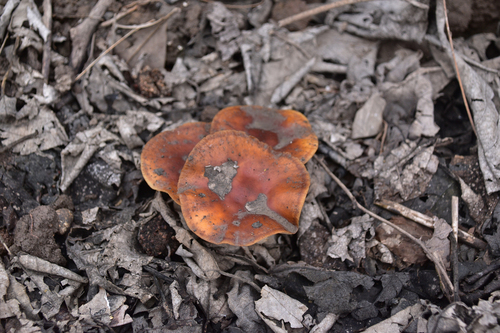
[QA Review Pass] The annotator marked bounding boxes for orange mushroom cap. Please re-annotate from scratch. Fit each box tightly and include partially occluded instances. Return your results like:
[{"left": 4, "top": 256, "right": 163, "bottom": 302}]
[
  {"left": 178, "top": 130, "right": 310, "bottom": 246},
  {"left": 141, "top": 122, "right": 211, "bottom": 204},
  {"left": 210, "top": 105, "right": 318, "bottom": 163}
]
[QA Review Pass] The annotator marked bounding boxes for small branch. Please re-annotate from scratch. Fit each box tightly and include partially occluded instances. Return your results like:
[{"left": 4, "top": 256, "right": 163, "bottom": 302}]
[
  {"left": 1, "top": 35, "right": 16, "bottom": 96},
  {"left": 217, "top": 270, "right": 262, "bottom": 292},
  {"left": 278, "top": 0, "right": 372, "bottom": 28},
  {"left": 318, "top": 141, "right": 347, "bottom": 168},
  {"left": 42, "top": 0, "right": 52, "bottom": 81},
  {"left": 1, "top": 65, "right": 10, "bottom": 96},
  {"left": 0, "top": 32, "right": 8, "bottom": 57},
  {"left": 271, "top": 30, "right": 311, "bottom": 58},
  {"left": 375, "top": 198, "right": 487, "bottom": 249},
  {"left": 101, "top": 3, "right": 139, "bottom": 27},
  {"left": 0, "top": 131, "right": 38, "bottom": 154},
  {"left": 404, "top": 0, "right": 429, "bottom": 9},
  {"left": 465, "top": 259, "right": 500, "bottom": 284},
  {"left": 143, "top": 265, "right": 174, "bottom": 283},
  {"left": 201, "top": 0, "right": 264, "bottom": 9},
  {"left": 451, "top": 196, "right": 460, "bottom": 302},
  {"left": 314, "top": 197, "right": 333, "bottom": 231},
  {"left": 186, "top": 79, "right": 200, "bottom": 105},
  {"left": 152, "top": 274, "right": 169, "bottom": 314},
  {"left": 0, "top": 233, "right": 12, "bottom": 256},
  {"left": 126, "top": 17, "right": 165, "bottom": 63},
  {"left": 278, "top": 0, "right": 428, "bottom": 28},
  {"left": 379, "top": 120, "right": 388, "bottom": 154},
  {"left": 442, "top": 0, "right": 477, "bottom": 138}
]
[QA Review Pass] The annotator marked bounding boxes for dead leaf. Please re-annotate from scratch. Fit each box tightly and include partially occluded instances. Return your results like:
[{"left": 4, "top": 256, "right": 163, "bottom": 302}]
[
  {"left": 376, "top": 216, "right": 431, "bottom": 267},
  {"left": 372, "top": 143, "right": 439, "bottom": 202},
  {"left": 0, "top": 106, "right": 68, "bottom": 155},
  {"left": 254, "top": 285, "right": 308, "bottom": 329},
  {"left": 327, "top": 214, "right": 374, "bottom": 266}
]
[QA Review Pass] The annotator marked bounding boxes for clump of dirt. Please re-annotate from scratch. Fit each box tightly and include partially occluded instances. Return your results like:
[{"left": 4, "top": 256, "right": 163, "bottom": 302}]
[
  {"left": 136, "top": 66, "right": 170, "bottom": 98},
  {"left": 138, "top": 214, "right": 179, "bottom": 257},
  {"left": 12, "top": 205, "right": 66, "bottom": 265}
]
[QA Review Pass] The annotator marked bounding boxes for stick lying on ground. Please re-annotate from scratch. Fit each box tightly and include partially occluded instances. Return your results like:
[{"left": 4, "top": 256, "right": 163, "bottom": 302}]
[{"left": 375, "top": 199, "right": 487, "bottom": 249}]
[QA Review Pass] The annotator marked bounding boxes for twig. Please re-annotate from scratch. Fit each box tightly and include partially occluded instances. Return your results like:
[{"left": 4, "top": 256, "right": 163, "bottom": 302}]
[
  {"left": 101, "top": 4, "right": 139, "bottom": 27},
  {"left": 435, "top": 137, "right": 453, "bottom": 147},
  {"left": 42, "top": 0, "right": 52, "bottom": 81},
  {"left": 0, "top": 233, "right": 12, "bottom": 256},
  {"left": 461, "top": 53, "right": 500, "bottom": 74},
  {"left": 186, "top": 79, "right": 200, "bottom": 105},
  {"left": 278, "top": 0, "right": 427, "bottom": 28},
  {"left": 314, "top": 155, "right": 455, "bottom": 301},
  {"left": 60, "top": 143, "right": 99, "bottom": 192},
  {"left": 314, "top": 197, "right": 333, "bottom": 231},
  {"left": 75, "top": 7, "right": 180, "bottom": 81},
  {"left": 0, "top": 32, "right": 8, "bottom": 57},
  {"left": 450, "top": 196, "right": 460, "bottom": 302},
  {"left": 1, "top": 36, "right": 18, "bottom": 96},
  {"left": 442, "top": 0, "right": 477, "bottom": 138},
  {"left": 0, "top": 131, "right": 38, "bottom": 154},
  {"left": 126, "top": 17, "right": 166, "bottom": 63},
  {"left": 220, "top": 253, "right": 269, "bottom": 274},
  {"left": 278, "top": 0, "right": 373, "bottom": 28},
  {"left": 464, "top": 259, "right": 500, "bottom": 284},
  {"left": 217, "top": 270, "right": 262, "bottom": 292},
  {"left": 404, "top": 0, "right": 429, "bottom": 9},
  {"left": 1, "top": 65, "right": 10, "bottom": 96},
  {"left": 311, "top": 60, "right": 347, "bottom": 74},
  {"left": 151, "top": 273, "right": 173, "bottom": 317},
  {"left": 201, "top": 0, "right": 264, "bottom": 9},
  {"left": 318, "top": 141, "right": 348, "bottom": 168},
  {"left": 379, "top": 120, "right": 388, "bottom": 154},
  {"left": 271, "top": 30, "right": 311, "bottom": 59},
  {"left": 463, "top": 270, "right": 494, "bottom": 293},
  {"left": 143, "top": 265, "right": 174, "bottom": 283},
  {"left": 375, "top": 198, "right": 487, "bottom": 249}
]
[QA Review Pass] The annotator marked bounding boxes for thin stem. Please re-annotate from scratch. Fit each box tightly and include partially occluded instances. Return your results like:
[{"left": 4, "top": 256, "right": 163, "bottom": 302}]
[{"left": 442, "top": 0, "right": 477, "bottom": 138}]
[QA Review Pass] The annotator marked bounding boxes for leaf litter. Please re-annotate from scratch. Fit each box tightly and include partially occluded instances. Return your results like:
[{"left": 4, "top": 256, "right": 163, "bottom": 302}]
[{"left": 1, "top": 0, "right": 500, "bottom": 331}]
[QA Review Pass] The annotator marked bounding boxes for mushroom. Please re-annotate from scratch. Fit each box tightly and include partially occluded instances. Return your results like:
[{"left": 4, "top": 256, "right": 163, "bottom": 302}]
[
  {"left": 178, "top": 130, "right": 310, "bottom": 246},
  {"left": 141, "top": 122, "right": 211, "bottom": 204},
  {"left": 210, "top": 105, "right": 318, "bottom": 163}
]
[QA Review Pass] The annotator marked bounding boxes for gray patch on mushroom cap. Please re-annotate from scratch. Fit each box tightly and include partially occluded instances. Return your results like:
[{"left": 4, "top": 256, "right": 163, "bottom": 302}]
[
  {"left": 252, "top": 221, "right": 262, "bottom": 228},
  {"left": 235, "top": 193, "right": 298, "bottom": 234},
  {"left": 154, "top": 168, "right": 165, "bottom": 176},
  {"left": 204, "top": 159, "right": 239, "bottom": 200},
  {"left": 241, "top": 106, "right": 309, "bottom": 150}
]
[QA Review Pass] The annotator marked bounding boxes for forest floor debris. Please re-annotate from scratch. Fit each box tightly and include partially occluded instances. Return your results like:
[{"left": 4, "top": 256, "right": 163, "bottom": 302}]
[{"left": 1, "top": 0, "right": 500, "bottom": 331}]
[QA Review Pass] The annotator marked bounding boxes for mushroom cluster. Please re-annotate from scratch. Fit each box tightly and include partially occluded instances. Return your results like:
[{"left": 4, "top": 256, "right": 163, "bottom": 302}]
[{"left": 141, "top": 106, "right": 318, "bottom": 246}]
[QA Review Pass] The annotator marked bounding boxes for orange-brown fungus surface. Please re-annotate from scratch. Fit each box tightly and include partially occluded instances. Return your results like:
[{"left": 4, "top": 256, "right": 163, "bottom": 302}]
[
  {"left": 178, "top": 130, "right": 310, "bottom": 246},
  {"left": 141, "top": 122, "right": 211, "bottom": 204},
  {"left": 210, "top": 105, "right": 318, "bottom": 163}
]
